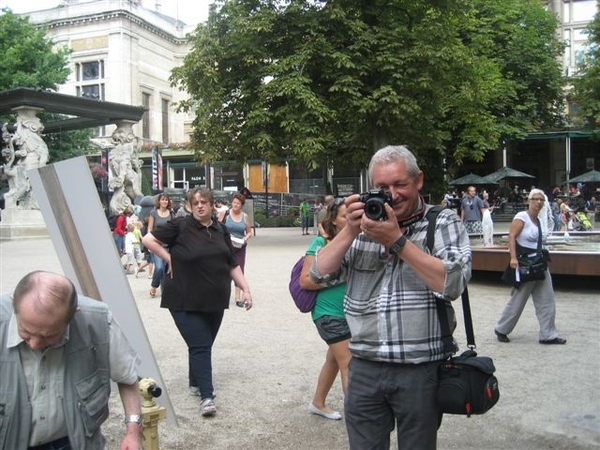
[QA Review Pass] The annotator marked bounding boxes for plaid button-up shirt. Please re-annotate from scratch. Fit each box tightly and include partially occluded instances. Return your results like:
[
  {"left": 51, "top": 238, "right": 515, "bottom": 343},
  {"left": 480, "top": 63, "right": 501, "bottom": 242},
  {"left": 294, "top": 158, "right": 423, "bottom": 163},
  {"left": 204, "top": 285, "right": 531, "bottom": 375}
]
[{"left": 341, "top": 207, "right": 471, "bottom": 364}]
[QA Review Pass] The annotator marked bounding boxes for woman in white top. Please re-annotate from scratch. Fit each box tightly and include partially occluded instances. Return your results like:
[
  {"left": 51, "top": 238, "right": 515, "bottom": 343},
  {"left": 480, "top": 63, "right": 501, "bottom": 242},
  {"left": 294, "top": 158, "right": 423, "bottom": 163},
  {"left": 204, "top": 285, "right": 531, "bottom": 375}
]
[{"left": 494, "top": 189, "right": 566, "bottom": 345}]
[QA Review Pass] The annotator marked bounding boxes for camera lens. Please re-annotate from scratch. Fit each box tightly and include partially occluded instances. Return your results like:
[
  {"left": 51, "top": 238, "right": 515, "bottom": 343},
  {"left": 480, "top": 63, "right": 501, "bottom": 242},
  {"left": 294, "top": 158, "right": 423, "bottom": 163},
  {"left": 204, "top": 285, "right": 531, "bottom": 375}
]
[
  {"left": 365, "top": 199, "right": 384, "bottom": 220},
  {"left": 359, "top": 189, "right": 391, "bottom": 221}
]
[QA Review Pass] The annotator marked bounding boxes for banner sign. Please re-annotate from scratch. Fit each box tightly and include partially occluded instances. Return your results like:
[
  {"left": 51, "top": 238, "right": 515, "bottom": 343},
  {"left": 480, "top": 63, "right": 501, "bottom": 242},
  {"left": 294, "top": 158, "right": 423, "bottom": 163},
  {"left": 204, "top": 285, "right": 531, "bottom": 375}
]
[{"left": 152, "top": 146, "right": 163, "bottom": 192}]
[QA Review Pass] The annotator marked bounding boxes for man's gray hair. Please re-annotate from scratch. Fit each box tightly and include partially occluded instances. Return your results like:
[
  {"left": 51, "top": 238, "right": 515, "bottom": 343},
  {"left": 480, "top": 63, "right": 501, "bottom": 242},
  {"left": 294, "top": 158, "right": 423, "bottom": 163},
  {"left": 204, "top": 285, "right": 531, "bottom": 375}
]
[{"left": 368, "top": 145, "right": 421, "bottom": 180}]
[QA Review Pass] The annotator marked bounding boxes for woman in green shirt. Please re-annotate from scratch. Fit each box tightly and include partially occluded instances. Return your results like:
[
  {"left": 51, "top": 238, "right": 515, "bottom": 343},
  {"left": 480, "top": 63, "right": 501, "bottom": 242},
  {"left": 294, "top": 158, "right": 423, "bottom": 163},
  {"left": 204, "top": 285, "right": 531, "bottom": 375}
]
[{"left": 299, "top": 198, "right": 350, "bottom": 420}]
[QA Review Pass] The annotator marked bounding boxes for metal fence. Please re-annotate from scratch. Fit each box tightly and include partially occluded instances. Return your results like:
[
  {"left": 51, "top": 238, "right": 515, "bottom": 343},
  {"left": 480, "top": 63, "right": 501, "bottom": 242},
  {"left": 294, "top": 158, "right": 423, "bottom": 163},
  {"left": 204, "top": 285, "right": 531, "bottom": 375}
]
[
  {"left": 289, "top": 177, "right": 363, "bottom": 197},
  {"left": 288, "top": 178, "right": 328, "bottom": 195},
  {"left": 251, "top": 192, "right": 313, "bottom": 217}
]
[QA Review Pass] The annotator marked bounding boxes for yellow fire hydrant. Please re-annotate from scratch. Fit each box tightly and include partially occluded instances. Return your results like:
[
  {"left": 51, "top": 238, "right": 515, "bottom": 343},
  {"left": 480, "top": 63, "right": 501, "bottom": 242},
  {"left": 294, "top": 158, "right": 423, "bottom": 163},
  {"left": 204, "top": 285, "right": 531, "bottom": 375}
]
[{"left": 139, "top": 378, "right": 167, "bottom": 450}]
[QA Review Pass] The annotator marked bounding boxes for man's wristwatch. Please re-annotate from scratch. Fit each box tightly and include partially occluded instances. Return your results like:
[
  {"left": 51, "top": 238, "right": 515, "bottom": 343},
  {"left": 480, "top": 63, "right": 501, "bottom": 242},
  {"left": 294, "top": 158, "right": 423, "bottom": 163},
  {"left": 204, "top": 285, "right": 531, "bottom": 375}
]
[
  {"left": 389, "top": 235, "right": 408, "bottom": 254},
  {"left": 124, "top": 414, "right": 143, "bottom": 426}
]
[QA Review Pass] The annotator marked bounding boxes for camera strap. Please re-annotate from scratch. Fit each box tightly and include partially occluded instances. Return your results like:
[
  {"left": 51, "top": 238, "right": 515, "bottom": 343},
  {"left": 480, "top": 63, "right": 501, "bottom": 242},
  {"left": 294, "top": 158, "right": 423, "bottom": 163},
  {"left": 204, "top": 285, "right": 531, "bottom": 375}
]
[{"left": 396, "top": 196, "right": 427, "bottom": 228}]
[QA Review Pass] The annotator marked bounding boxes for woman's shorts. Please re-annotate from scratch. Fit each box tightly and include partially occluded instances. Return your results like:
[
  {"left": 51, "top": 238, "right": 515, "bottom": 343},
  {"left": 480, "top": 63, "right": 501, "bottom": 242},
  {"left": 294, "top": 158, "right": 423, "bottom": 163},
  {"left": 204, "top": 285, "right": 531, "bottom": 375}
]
[
  {"left": 314, "top": 315, "right": 351, "bottom": 345},
  {"left": 465, "top": 220, "right": 483, "bottom": 234}
]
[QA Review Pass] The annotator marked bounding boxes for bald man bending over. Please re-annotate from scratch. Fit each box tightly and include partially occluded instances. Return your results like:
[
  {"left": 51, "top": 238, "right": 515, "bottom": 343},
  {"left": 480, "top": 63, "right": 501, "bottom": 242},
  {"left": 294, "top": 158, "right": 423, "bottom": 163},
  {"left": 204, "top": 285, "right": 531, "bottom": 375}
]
[{"left": 0, "top": 271, "right": 142, "bottom": 450}]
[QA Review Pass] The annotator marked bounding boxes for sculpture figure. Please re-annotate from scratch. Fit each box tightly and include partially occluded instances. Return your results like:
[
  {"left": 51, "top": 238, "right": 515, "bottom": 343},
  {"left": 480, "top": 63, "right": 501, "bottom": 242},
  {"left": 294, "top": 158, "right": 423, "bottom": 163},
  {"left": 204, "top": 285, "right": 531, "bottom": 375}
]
[
  {"left": 1, "top": 109, "right": 49, "bottom": 210},
  {"left": 108, "top": 122, "right": 143, "bottom": 215}
]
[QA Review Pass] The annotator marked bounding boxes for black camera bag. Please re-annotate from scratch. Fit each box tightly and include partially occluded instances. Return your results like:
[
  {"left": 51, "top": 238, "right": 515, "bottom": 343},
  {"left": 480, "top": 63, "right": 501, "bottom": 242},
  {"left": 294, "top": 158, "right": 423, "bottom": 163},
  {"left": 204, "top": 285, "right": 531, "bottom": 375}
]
[
  {"left": 436, "top": 350, "right": 499, "bottom": 416},
  {"left": 425, "top": 207, "right": 500, "bottom": 417}
]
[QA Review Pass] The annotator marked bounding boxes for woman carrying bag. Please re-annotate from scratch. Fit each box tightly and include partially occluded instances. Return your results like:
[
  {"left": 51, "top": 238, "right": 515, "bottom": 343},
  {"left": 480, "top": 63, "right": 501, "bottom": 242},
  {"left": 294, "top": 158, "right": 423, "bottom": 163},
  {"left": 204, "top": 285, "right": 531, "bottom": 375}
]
[
  {"left": 299, "top": 198, "right": 351, "bottom": 420},
  {"left": 495, "top": 189, "right": 566, "bottom": 345}
]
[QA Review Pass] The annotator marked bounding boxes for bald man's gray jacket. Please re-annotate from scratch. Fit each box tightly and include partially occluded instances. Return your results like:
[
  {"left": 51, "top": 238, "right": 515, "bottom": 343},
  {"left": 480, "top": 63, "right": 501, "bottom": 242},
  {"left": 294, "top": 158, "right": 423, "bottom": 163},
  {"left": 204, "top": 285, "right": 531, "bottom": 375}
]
[{"left": 0, "top": 294, "right": 111, "bottom": 450}]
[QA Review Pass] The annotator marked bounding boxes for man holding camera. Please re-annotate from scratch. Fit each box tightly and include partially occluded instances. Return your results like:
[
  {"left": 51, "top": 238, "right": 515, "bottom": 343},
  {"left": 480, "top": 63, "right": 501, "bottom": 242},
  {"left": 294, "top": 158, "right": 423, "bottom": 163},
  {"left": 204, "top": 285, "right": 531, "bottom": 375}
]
[
  {"left": 0, "top": 271, "right": 143, "bottom": 450},
  {"left": 313, "top": 145, "right": 471, "bottom": 450}
]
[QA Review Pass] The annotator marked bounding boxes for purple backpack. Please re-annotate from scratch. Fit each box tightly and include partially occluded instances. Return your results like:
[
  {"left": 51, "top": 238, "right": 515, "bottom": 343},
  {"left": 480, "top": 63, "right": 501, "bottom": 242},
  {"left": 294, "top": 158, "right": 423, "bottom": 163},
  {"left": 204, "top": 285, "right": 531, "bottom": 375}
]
[{"left": 289, "top": 256, "right": 318, "bottom": 313}]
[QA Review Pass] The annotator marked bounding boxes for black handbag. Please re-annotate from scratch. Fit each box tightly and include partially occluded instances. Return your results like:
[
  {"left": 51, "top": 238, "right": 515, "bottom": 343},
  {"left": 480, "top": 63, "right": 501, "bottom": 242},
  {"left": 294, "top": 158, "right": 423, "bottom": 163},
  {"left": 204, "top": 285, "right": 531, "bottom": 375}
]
[
  {"left": 501, "top": 219, "right": 547, "bottom": 287},
  {"left": 517, "top": 253, "right": 546, "bottom": 282},
  {"left": 435, "top": 289, "right": 500, "bottom": 416}
]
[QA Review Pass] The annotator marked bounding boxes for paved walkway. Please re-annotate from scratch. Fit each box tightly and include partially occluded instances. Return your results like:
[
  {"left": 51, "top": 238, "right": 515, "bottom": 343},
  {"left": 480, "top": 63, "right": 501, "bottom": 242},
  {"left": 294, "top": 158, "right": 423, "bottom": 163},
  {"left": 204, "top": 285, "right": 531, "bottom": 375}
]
[{"left": 1, "top": 226, "right": 599, "bottom": 449}]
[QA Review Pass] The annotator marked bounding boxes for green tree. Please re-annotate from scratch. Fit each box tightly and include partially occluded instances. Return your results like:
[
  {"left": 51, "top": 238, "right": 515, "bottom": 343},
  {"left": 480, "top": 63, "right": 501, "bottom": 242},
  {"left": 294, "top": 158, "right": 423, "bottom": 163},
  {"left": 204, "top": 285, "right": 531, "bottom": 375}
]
[
  {"left": 449, "top": 0, "right": 564, "bottom": 155},
  {"left": 171, "top": 0, "right": 565, "bottom": 198},
  {"left": 0, "top": 9, "right": 70, "bottom": 90},
  {"left": 41, "top": 114, "right": 96, "bottom": 163},
  {"left": 0, "top": 9, "right": 94, "bottom": 164},
  {"left": 570, "top": 12, "right": 600, "bottom": 129}
]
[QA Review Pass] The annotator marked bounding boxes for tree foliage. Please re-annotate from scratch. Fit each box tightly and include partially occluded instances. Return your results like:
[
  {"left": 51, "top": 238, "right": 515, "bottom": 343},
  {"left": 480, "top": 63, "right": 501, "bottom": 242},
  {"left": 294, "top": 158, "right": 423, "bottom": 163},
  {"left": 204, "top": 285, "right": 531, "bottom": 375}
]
[
  {"left": 171, "top": 0, "right": 565, "bottom": 195},
  {"left": 40, "top": 114, "right": 96, "bottom": 163},
  {"left": 0, "top": 9, "right": 94, "bottom": 163},
  {"left": 0, "top": 9, "right": 70, "bottom": 90},
  {"left": 570, "top": 12, "right": 600, "bottom": 129}
]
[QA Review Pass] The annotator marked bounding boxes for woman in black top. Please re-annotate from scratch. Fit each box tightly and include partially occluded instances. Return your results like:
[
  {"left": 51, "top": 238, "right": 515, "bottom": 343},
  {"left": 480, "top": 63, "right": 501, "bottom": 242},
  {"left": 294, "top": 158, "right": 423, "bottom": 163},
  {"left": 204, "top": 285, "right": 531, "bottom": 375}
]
[{"left": 142, "top": 187, "right": 253, "bottom": 417}]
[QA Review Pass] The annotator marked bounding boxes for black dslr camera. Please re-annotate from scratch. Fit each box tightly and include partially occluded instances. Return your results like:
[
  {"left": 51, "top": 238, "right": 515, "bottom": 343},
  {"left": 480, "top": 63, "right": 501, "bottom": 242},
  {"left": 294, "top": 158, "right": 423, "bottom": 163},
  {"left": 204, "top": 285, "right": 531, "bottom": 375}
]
[{"left": 359, "top": 189, "right": 393, "bottom": 221}]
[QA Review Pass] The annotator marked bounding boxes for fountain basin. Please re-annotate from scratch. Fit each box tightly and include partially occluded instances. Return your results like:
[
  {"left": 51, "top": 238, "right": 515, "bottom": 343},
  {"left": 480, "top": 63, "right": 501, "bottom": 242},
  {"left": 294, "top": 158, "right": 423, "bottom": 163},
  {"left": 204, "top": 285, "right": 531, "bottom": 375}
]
[{"left": 470, "top": 232, "right": 600, "bottom": 277}]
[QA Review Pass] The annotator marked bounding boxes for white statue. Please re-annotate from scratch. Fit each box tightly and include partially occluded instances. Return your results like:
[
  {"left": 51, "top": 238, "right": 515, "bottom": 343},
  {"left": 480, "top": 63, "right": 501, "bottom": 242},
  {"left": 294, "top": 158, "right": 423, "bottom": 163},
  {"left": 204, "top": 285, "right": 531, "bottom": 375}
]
[
  {"left": 539, "top": 193, "right": 554, "bottom": 241},
  {"left": 1, "top": 109, "right": 49, "bottom": 210},
  {"left": 108, "top": 121, "right": 142, "bottom": 215},
  {"left": 482, "top": 209, "right": 494, "bottom": 246}
]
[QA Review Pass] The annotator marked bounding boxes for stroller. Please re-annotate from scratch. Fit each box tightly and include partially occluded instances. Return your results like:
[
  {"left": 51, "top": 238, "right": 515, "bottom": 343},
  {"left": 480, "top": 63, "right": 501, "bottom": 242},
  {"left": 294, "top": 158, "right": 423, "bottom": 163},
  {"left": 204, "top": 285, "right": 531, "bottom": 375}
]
[{"left": 570, "top": 211, "right": 593, "bottom": 231}]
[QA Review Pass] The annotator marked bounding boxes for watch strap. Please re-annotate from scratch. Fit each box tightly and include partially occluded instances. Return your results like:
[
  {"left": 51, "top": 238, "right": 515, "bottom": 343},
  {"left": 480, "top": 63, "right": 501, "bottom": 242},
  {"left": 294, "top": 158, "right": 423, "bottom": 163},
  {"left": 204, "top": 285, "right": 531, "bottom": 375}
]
[{"left": 389, "top": 235, "right": 407, "bottom": 254}]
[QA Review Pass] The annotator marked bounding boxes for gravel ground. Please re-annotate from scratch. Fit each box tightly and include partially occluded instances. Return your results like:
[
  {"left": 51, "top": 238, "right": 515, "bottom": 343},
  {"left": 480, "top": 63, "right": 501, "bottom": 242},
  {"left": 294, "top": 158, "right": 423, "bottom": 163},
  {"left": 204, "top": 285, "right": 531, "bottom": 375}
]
[{"left": 1, "top": 226, "right": 599, "bottom": 450}]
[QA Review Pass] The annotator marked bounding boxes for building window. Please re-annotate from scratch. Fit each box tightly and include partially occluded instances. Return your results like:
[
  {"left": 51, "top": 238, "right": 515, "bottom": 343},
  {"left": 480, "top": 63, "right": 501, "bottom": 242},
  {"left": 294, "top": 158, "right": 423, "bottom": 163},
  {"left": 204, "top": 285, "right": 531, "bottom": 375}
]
[
  {"left": 162, "top": 98, "right": 169, "bottom": 144},
  {"left": 564, "top": 27, "right": 591, "bottom": 71},
  {"left": 75, "top": 60, "right": 105, "bottom": 100},
  {"left": 562, "top": 1, "right": 571, "bottom": 23},
  {"left": 142, "top": 92, "right": 151, "bottom": 140},
  {"left": 82, "top": 61, "right": 102, "bottom": 80},
  {"left": 77, "top": 84, "right": 104, "bottom": 99},
  {"left": 568, "top": 101, "right": 580, "bottom": 119},
  {"left": 172, "top": 168, "right": 189, "bottom": 189},
  {"left": 571, "top": 0, "right": 596, "bottom": 23},
  {"left": 75, "top": 61, "right": 104, "bottom": 81}
]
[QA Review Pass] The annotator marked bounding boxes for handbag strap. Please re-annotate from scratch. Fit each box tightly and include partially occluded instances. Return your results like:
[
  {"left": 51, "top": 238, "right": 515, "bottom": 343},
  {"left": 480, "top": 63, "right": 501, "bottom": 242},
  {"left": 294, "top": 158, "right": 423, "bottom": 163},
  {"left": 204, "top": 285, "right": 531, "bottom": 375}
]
[
  {"left": 516, "top": 217, "right": 543, "bottom": 257},
  {"left": 435, "top": 289, "right": 475, "bottom": 352},
  {"left": 535, "top": 218, "right": 542, "bottom": 252},
  {"left": 425, "top": 207, "right": 475, "bottom": 353}
]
